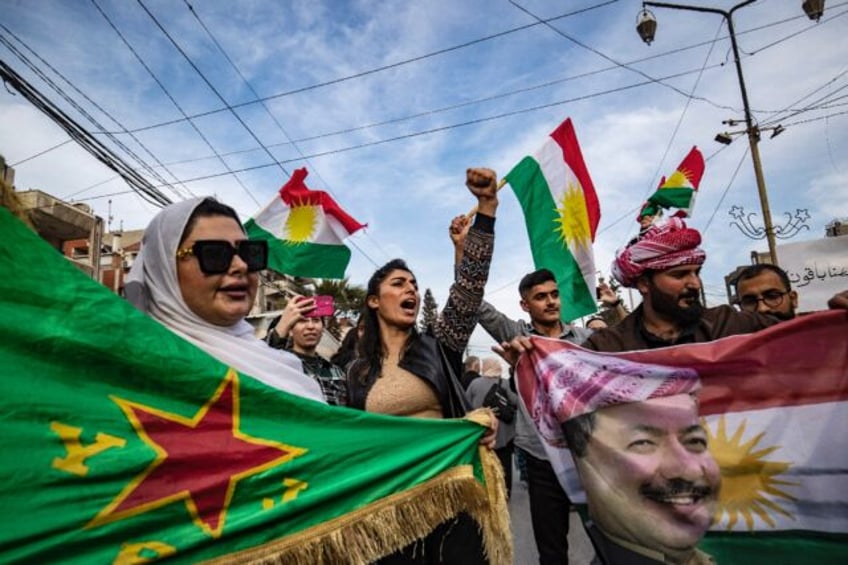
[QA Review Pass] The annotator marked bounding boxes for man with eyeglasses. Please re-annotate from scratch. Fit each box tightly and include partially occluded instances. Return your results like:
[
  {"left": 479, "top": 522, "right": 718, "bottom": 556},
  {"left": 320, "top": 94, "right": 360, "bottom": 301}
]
[
  {"left": 497, "top": 218, "right": 848, "bottom": 564},
  {"left": 734, "top": 264, "right": 797, "bottom": 321},
  {"left": 575, "top": 218, "right": 779, "bottom": 354}
]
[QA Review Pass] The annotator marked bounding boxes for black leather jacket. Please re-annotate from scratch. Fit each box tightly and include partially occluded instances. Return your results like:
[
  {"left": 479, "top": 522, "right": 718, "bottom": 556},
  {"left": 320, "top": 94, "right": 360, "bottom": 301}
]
[
  {"left": 347, "top": 213, "right": 495, "bottom": 417},
  {"left": 347, "top": 332, "right": 469, "bottom": 418}
]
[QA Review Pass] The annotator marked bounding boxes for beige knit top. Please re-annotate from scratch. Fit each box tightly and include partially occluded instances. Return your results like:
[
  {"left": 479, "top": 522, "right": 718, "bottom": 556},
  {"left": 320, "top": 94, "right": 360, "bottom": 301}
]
[{"left": 365, "top": 363, "right": 443, "bottom": 419}]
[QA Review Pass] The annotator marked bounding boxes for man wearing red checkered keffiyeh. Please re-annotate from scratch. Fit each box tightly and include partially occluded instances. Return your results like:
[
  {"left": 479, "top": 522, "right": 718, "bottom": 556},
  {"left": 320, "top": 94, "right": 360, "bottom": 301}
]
[
  {"left": 612, "top": 217, "right": 706, "bottom": 289},
  {"left": 493, "top": 220, "right": 848, "bottom": 564},
  {"left": 582, "top": 218, "right": 776, "bottom": 351}
]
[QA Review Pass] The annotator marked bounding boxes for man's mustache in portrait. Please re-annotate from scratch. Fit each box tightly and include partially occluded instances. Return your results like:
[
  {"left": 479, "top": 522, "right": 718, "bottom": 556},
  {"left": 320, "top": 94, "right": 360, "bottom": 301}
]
[{"left": 640, "top": 478, "right": 715, "bottom": 503}]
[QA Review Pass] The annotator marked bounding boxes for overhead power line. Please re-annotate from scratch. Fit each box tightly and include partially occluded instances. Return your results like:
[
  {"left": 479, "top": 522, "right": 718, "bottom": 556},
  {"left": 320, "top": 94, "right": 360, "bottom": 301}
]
[
  {"left": 507, "top": 0, "right": 740, "bottom": 114},
  {"left": 0, "top": 23, "right": 186, "bottom": 202},
  {"left": 182, "top": 0, "right": 382, "bottom": 269},
  {"left": 181, "top": 0, "right": 292, "bottom": 179},
  {"left": 10, "top": 139, "right": 72, "bottom": 166},
  {"left": 702, "top": 146, "right": 749, "bottom": 235},
  {"left": 0, "top": 58, "right": 172, "bottom": 207},
  {"left": 642, "top": 21, "right": 724, "bottom": 198},
  {"left": 147, "top": 61, "right": 730, "bottom": 188},
  {"left": 137, "top": 0, "right": 286, "bottom": 184},
  {"left": 97, "top": 0, "right": 621, "bottom": 136},
  {"left": 89, "top": 0, "right": 259, "bottom": 206},
  {"left": 95, "top": 6, "right": 827, "bottom": 176}
]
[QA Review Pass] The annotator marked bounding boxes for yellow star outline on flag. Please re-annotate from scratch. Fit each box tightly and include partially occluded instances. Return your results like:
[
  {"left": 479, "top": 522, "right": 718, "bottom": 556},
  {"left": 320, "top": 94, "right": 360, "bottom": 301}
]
[{"left": 89, "top": 368, "right": 307, "bottom": 538}]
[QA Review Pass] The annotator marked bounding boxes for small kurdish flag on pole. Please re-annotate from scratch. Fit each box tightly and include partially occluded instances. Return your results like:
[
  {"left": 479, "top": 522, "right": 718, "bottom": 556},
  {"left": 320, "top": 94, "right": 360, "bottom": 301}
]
[
  {"left": 640, "top": 146, "right": 705, "bottom": 219},
  {"left": 0, "top": 207, "right": 509, "bottom": 564},
  {"left": 506, "top": 118, "right": 601, "bottom": 322},
  {"left": 516, "top": 311, "right": 848, "bottom": 564},
  {"left": 244, "top": 168, "right": 365, "bottom": 279}
]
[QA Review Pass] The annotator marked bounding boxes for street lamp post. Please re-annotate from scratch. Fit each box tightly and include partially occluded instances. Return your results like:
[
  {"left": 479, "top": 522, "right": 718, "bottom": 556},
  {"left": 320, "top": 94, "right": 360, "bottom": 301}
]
[{"left": 638, "top": 0, "right": 782, "bottom": 264}]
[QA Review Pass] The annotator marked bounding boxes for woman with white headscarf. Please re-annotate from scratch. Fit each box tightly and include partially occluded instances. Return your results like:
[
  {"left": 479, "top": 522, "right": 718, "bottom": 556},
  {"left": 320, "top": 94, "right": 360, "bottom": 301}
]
[{"left": 125, "top": 197, "right": 325, "bottom": 402}]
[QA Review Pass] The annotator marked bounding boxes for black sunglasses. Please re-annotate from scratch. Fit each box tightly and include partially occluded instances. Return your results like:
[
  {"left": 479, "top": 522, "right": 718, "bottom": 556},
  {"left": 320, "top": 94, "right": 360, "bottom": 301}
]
[{"left": 176, "top": 240, "right": 268, "bottom": 274}]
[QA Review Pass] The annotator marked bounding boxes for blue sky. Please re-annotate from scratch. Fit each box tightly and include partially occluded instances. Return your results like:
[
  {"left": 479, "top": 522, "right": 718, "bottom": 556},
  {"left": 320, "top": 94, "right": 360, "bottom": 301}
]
[{"left": 2, "top": 0, "right": 846, "bottom": 356}]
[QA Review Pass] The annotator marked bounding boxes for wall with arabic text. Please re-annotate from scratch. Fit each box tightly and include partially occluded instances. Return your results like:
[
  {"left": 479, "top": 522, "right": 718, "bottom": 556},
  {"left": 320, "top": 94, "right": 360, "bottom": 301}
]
[{"left": 769, "top": 236, "right": 848, "bottom": 313}]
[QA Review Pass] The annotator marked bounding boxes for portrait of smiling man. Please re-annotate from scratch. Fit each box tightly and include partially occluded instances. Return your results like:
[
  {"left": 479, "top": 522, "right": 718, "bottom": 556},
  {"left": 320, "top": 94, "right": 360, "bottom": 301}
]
[
  {"left": 564, "top": 394, "right": 719, "bottom": 565},
  {"left": 519, "top": 346, "right": 719, "bottom": 565}
]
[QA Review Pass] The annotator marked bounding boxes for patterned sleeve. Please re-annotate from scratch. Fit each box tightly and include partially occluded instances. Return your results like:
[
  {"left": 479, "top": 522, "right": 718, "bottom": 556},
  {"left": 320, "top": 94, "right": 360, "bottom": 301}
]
[{"left": 432, "top": 213, "right": 495, "bottom": 354}]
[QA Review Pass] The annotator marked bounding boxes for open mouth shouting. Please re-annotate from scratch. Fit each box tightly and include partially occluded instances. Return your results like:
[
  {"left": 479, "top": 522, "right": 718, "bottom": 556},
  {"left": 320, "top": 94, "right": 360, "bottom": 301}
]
[
  {"left": 400, "top": 297, "right": 418, "bottom": 316},
  {"left": 679, "top": 291, "right": 700, "bottom": 304}
]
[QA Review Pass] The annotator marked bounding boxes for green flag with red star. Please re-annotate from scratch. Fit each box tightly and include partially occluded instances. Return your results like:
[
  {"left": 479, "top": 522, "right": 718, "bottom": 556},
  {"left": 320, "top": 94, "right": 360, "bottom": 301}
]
[{"left": 0, "top": 206, "right": 509, "bottom": 564}]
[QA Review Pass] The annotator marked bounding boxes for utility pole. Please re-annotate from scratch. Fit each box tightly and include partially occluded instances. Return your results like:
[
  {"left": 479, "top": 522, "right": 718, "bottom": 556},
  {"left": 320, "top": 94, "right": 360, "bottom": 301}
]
[{"left": 639, "top": 0, "right": 780, "bottom": 264}]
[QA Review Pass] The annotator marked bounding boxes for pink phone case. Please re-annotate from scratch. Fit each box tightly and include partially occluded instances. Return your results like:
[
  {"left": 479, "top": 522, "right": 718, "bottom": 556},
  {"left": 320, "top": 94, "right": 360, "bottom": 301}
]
[{"left": 305, "top": 295, "right": 334, "bottom": 317}]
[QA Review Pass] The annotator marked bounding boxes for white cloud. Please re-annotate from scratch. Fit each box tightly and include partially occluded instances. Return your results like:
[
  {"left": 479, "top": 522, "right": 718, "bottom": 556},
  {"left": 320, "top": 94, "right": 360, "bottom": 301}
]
[{"left": 2, "top": 0, "right": 846, "bottom": 352}]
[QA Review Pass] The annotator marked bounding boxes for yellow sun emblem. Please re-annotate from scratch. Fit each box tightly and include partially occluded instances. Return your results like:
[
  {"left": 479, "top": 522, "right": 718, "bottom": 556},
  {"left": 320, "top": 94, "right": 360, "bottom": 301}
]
[
  {"left": 553, "top": 181, "right": 590, "bottom": 250},
  {"left": 705, "top": 415, "right": 798, "bottom": 530},
  {"left": 663, "top": 169, "right": 691, "bottom": 188},
  {"left": 283, "top": 198, "right": 320, "bottom": 243}
]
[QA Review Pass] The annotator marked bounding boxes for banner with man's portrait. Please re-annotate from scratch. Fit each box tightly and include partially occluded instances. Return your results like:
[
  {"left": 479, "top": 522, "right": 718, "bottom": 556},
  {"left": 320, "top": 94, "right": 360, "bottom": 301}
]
[{"left": 517, "top": 311, "right": 848, "bottom": 564}]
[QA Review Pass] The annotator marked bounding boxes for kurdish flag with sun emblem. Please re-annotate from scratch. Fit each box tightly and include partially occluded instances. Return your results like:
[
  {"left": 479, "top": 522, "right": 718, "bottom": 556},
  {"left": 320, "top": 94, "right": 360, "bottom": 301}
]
[
  {"left": 245, "top": 168, "right": 365, "bottom": 279},
  {"left": 640, "top": 146, "right": 705, "bottom": 219},
  {"left": 0, "top": 206, "right": 509, "bottom": 564},
  {"left": 517, "top": 311, "right": 848, "bottom": 564},
  {"left": 506, "top": 118, "right": 600, "bottom": 322}
]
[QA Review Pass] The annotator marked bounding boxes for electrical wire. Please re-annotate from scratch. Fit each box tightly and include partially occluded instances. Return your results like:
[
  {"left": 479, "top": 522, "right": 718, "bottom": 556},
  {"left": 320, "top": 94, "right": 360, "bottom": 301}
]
[
  {"left": 748, "top": 5, "right": 848, "bottom": 57},
  {"left": 96, "top": 0, "right": 630, "bottom": 135},
  {"left": 120, "top": 10, "right": 822, "bottom": 178},
  {"left": 761, "top": 79, "right": 848, "bottom": 127},
  {"left": 90, "top": 0, "right": 260, "bottom": 206},
  {"left": 824, "top": 115, "right": 843, "bottom": 175},
  {"left": 507, "top": 0, "right": 741, "bottom": 113},
  {"left": 644, "top": 20, "right": 723, "bottom": 192},
  {"left": 137, "top": 0, "right": 286, "bottom": 181},
  {"left": 8, "top": 1, "right": 841, "bottom": 252},
  {"left": 10, "top": 139, "right": 72, "bottom": 166},
  {"left": 0, "top": 59, "right": 171, "bottom": 207},
  {"left": 146, "top": 61, "right": 730, "bottom": 188},
  {"left": 702, "top": 146, "right": 749, "bottom": 235},
  {"left": 182, "top": 0, "right": 382, "bottom": 269},
  {"left": 0, "top": 24, "right": 183, "bottom": 202},
  {"left": 182, "top": 0, "right": 292, "bottom": 179}
]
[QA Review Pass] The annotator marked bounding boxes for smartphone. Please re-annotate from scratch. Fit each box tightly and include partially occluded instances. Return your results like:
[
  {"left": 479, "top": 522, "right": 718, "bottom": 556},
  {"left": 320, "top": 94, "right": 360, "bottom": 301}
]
[{"left": 304, "top": 295, "right": 334, "bottom": 318}]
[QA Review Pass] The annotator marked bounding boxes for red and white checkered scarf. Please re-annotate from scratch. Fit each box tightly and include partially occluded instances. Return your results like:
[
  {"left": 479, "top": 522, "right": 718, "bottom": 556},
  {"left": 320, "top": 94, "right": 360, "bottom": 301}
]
[
  {"left": 518, "top": 339, "right": 701, "bottom": 447},
  {"left": 612, "top": 217, "right": 705, "bottom": 288}
]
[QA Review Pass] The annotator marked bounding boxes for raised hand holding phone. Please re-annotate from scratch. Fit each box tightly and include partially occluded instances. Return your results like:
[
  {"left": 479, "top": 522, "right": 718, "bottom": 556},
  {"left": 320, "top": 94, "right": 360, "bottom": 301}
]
[{"left": 273, "top": 295, "right": 316, "bottom": 339}]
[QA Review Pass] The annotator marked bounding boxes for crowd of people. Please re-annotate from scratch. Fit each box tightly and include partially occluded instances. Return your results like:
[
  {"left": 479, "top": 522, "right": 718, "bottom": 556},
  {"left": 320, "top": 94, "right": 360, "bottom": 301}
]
[{"left": 118, "top": 165, "right": 847, "bottom": 565}]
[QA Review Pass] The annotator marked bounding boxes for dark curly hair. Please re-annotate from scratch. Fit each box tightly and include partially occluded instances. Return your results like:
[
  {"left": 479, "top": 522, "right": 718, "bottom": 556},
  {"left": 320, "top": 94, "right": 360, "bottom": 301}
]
[{"left": 352, "top": 259, "right": 418, "bottom": 385}]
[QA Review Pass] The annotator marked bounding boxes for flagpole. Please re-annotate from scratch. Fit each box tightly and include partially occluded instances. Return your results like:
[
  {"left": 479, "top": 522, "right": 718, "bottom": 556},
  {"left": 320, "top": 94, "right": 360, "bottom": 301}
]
[{"left": 465, "top": 178, "right": 508, "bottom": 219}]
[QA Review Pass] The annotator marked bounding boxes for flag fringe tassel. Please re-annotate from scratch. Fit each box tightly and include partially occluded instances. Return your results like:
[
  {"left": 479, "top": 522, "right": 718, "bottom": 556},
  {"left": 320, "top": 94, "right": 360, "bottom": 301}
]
[{"left": 205, "top": 450, "right": 511, "bottom": 565}]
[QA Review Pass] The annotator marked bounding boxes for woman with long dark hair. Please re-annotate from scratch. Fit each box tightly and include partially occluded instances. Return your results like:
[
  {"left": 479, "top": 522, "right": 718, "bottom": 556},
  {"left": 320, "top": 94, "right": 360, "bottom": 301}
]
[{"left": 347, "top": 168, "right": 499, "bottom": 564}]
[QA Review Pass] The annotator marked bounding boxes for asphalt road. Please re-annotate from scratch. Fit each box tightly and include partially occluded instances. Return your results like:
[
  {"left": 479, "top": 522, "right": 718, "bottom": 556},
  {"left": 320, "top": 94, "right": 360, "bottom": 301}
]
[{"left": 508, "top": 468, "right": 594, "bottom": 564}]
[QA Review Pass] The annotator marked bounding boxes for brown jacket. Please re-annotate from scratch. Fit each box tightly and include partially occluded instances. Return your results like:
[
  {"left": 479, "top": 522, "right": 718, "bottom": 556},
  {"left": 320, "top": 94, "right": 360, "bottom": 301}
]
[{"left": 583, "top": 304, "right": 777, "bottom": 352}]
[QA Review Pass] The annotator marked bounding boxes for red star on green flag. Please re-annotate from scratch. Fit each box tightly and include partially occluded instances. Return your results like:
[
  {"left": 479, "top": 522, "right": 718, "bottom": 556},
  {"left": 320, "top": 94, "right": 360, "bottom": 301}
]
[
  {"left": 91, "top": 369, "right": 304, "bottom": 537},
  {"left": 0, "top": 205, "right": 510, "bottom": 564}
]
